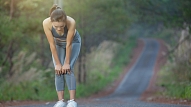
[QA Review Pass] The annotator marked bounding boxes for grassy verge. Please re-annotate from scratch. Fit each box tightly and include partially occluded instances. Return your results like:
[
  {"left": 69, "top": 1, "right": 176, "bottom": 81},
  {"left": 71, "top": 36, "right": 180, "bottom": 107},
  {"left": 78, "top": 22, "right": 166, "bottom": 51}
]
[
  {"left": 0, "top": 37, "right": 136, "bottom": 101},
  {"left": 0, "top": 81, "right": 57, "bottom": 101},
  {"left": 157, "top": 62, "right": 191, "bottom": 100}
]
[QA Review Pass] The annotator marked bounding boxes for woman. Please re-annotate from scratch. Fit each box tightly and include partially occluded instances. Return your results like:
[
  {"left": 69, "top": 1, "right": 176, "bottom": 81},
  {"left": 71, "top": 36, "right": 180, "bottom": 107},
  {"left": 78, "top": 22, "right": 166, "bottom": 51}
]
[{"left": 43, "top": 4, "right": 81, "bottom": 107}]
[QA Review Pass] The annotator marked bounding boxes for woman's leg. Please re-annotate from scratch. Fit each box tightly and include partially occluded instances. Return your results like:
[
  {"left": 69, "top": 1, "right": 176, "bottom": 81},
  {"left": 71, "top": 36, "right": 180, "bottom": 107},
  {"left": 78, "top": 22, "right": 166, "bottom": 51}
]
[
  {"left": 53, "top": 45, "right": 66, "bottom": 100},
  {"left": 65, "top": 42, "right": 81, "bottom": 100},
  {"left": 57, "top": 91, "right": 64, "bottom": 100},
  {"left": 55, "top": 74, "right": 65, "bottom": 100},
  {"left": 69, "top": 90, "right": 76, "bottom": 100},
  {"left": 65, "top": 73, "right": 76, "bottom": 100}
]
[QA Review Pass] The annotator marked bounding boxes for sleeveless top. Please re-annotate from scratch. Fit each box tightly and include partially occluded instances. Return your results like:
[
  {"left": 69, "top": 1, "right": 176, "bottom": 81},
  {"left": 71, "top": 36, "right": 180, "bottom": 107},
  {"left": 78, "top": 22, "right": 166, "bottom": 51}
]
[
  {"left": 51, "top": 26, "right": 81, "bottom": 44},
  {"left": 51, "top": 26, "right": 68, "bottom": 40}
]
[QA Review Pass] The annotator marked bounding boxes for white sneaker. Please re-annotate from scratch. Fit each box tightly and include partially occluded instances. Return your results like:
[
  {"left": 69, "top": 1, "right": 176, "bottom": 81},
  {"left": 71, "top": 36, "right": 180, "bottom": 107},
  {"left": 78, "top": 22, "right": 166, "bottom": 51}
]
[
  {"left": 66, "top": 99, "right": 77, "bottom": 107},
  {"left": 53, "top": 100, "right": 66, "bottom": 107}
]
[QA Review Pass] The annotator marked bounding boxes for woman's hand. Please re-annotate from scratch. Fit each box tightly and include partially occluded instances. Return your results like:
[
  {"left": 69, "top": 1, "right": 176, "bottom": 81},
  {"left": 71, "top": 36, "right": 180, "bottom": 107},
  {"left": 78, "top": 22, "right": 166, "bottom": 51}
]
[
  {"left": 62, "top": 63, "right": 71, "bottom": 74},
  {"left": 55, "top": 64, "right": 62, "bottom": 75}
]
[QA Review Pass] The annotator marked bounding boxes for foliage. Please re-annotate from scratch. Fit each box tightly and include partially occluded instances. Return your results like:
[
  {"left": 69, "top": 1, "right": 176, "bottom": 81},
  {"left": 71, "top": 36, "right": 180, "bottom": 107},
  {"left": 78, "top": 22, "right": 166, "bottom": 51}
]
[
  {"left": 0, "top": 37, "right": 136, "bottom": 101},
  {"left": 1, "top": 0, "right": 191, "bottom": 102},
  {"left": 0, "top": 0, "right": 52, "bottom": 80},
  {"left": 158, "top": 62, "right": 191, "bottom": 99},
  {"left": 128, "top": 0, "right": 191, "bottom": 27},
  {"left": 64, "top": 0, "right": 130, "bottom": 51},
  {"left": 0, "top": 81, "right": 56, "bottom": 101}
]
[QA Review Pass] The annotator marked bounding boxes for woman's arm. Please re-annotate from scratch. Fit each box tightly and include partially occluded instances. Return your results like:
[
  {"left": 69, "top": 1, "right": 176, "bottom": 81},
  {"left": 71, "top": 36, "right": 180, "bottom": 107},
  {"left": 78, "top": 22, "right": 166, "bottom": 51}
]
[
  {"left": 42, "top": 18, "right": 62, "bottom": 75},
  {"left": 62, "top": 16, "right": 76, "bottom": 74}
]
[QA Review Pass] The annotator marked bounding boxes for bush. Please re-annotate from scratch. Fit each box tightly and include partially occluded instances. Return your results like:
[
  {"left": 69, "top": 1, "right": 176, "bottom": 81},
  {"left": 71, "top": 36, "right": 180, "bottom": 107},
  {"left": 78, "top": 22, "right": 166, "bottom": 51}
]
[{"left": 158, "top": 62, "right": 191, "bottom": 100}]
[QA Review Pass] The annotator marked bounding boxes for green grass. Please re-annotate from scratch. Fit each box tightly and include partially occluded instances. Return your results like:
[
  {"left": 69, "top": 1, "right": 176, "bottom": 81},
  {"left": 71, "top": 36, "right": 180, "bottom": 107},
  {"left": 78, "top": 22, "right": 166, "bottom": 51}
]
[
  {"left": 0, "top": 81, "right": 57, "bottom": 101},
  {"left": 160, "top": 83, "right": 191, "bottom": 100},
  {"left": 158, "top": 62, "right": 191, "bottom": 100}
]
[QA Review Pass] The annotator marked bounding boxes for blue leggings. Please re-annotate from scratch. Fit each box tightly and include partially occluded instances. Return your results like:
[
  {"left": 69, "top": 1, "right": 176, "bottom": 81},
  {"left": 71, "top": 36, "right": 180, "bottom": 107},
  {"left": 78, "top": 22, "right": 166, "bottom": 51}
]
[{"left": 52, "top": 37, "right": 81, "bottom": 91}]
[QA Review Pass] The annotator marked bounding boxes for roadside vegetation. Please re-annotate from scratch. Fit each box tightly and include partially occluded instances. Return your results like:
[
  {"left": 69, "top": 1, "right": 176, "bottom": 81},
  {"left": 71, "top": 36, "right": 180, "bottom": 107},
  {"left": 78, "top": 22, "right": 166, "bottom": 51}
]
[
  {"left": 1, "top": 0, "right": 191, "bottom": 102},
  {"left": 158, "top": 62, "right": 191, "bottom": 99}
]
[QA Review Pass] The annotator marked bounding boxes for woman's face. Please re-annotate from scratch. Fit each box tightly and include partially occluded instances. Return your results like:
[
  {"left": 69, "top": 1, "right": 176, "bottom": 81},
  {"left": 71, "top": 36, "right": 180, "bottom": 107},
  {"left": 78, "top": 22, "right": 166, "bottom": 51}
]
[{"left": 52, "top": 21, "right": 65, "bottom": 31}]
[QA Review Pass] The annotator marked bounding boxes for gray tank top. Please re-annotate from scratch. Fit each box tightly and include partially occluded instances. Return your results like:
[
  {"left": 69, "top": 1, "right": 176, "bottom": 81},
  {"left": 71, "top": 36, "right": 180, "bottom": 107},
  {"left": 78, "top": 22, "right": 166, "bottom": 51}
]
[
  {"left": 51, "top": 26, "right": 81, "bottom": 43},
  {"left": 51, "top": 26, "right": 68, "bottom": 41}
]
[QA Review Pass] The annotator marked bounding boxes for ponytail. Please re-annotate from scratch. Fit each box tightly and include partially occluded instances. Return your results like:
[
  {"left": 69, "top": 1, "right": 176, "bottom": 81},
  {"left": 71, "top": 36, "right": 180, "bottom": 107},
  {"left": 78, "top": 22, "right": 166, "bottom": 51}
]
[
  {"left": 49, "top": 4, "right": 61, "bottom": 16},
  {"left": 49, "top": 4, "right": 67, "bottom": 22}
]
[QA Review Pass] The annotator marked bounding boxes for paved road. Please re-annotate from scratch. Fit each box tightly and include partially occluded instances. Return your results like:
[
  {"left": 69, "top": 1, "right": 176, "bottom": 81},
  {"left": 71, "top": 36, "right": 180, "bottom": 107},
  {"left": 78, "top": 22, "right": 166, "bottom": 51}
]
[{"left": 13, "top": 39, "right": 189, "bottom": 107}]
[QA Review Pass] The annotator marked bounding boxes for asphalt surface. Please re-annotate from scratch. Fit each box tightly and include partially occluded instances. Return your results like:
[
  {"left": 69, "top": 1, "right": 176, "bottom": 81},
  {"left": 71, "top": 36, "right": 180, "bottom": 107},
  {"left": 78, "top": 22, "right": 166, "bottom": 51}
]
[{"left": 12, "top": 39, "right": 190, "bottom": 107}]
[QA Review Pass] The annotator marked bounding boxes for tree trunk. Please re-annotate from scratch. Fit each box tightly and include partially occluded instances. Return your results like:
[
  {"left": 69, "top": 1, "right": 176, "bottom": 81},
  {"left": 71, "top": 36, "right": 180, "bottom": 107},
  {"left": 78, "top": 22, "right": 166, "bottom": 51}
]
[
  {"left": 78, "top": 0, "right": 87, "bottom": 84},
  {"left": 82, "top": 35, "right": 86, "bottom": 84},
  {"left": 54, "top": 0, "right": 63, "bottom": 8},
  {"left": 8, "top": 45, "right": 14, "bottom": 77},
  {"left": 78, "top": 53, "right": 82, "bottom": 83},
  {"left": 2, "top": 41, "right": 15, "bottom": 77},
  {"left": 2, "top": 41, "right": 13, "bottom": 66},
  {"left": 7, "top": 0, "right": 15, "bottom": 77},
  {"left": 40, "top": 34, "right": 45, "bottom": 66},
  {"left": 9, "top": 0, "right": 14, "bottom": 20}
]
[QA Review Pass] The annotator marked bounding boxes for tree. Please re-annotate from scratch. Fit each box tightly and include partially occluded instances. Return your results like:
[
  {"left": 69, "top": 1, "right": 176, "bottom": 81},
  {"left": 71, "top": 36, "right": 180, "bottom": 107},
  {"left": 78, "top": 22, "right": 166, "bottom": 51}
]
[
  {"left": 63, "top": 0, "right": 130, "bottom": 83},
  {"left": 54, "top": 0, "right": 63, "bottom": 8},
  {"left": 128, "top": 0, "right": 191, "bottom": 28},
  {"left": 0, "top": 0, "right": 53, "bottom": 80}
]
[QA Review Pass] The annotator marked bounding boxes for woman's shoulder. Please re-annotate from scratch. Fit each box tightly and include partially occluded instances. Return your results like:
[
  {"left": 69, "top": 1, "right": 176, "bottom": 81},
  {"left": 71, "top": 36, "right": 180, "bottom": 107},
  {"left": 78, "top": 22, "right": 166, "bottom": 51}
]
[
  {"left": 66, "top": 16, "right": 75, "bottom": 26},
  {"left": 43, "top": 17, "right": 52, "bottom": 29}
]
